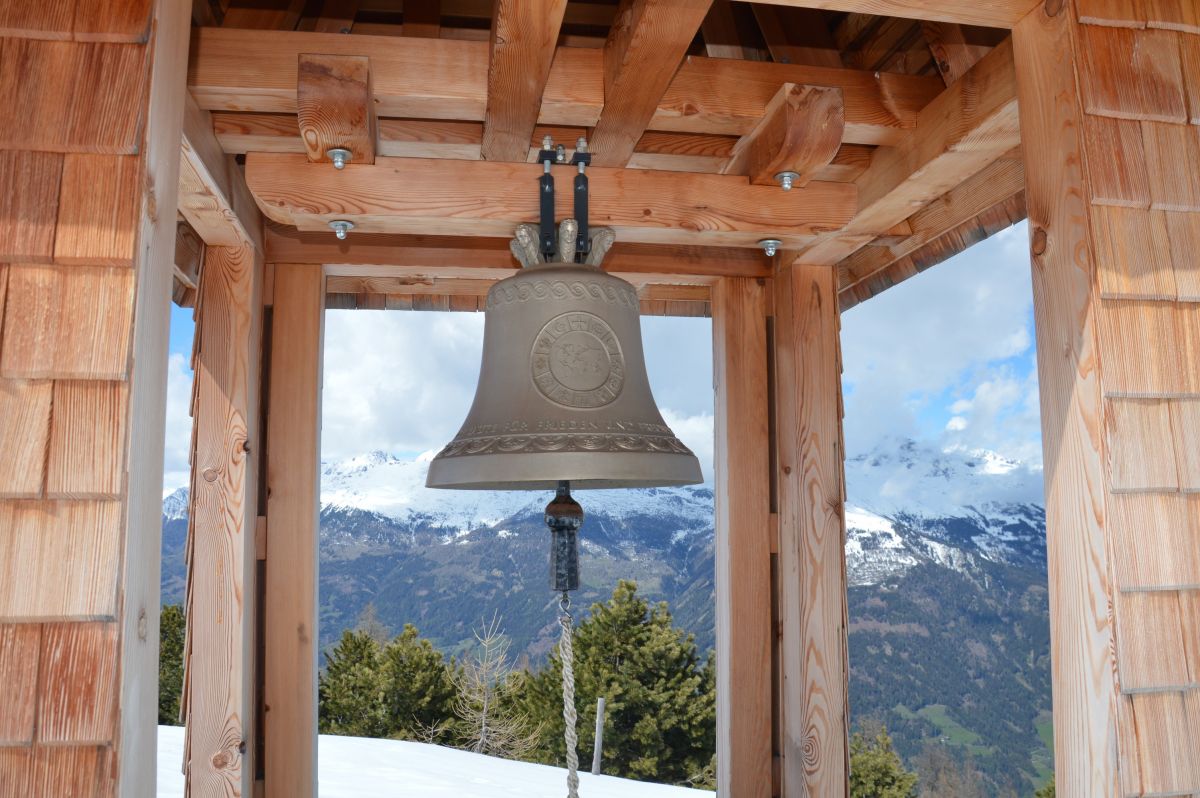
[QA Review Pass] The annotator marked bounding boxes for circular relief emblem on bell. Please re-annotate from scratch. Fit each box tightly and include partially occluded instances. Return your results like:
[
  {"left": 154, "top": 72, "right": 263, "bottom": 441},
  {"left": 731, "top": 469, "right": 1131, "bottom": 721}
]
[{"left": 531, "top": 312, "right": 625, "bottom": 409}]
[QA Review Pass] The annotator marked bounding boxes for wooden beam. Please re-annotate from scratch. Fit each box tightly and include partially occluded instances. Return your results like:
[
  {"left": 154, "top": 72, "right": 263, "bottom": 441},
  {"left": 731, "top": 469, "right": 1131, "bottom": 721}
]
[
  {"left": 722, "top": 83, "right": 843, "bottom": 188},
  {"left": 245, "top": 153, "right": 857, "bottom": 248},
  {"left": 185, "top": 245, "right": 262, "bottom": 797},
  {"left": 773, "top": 260, "right": 849, "bottom": 798},
  {"left": 590, "top": 0, "right": 714, "bottom": 167},
  {"left": 750, "top": 0, "right": 1038, "bottom": 29},
  {"left": 180, "top": 92, "right": 263, "bottom": 250},
  {"left": 173, "top": 220, "right": 204, "bottom": 306},
  {"left": 481, "top": 0, "right": 569, "bottom": 162},
  {"left": 210, "top": 111, "right": 873, "bottom": 180},
  {"left": 189, "top": 27, "right": 944, "bottom": 145},
  {"left": 922, "top": 21, "right": 992, "bottom": 84},
  {"left": 712, "top": 277, "right": 774, "bottom": 798},
  {"left": 296, "top": 53, "right": 376, "bottom": 166},
  {"left": 263, "top": 226, "right": 769, "bottom": 282},
  {"left": 263, "top": 262, "right": 324, "bottom": 798},
  {"left": 751, "top": 5, "right": 843, "bottom": 68},
  {"left": 313, "top": 0, "right": 359, "bottom": 33},
  {"left": 796, "top": 35, "right": 1019, "bottom": 266},
  {"left": 701, "top": 0, "right": 767, "bottom": 61},
  {"left": 837, "top": 150, "right": 1024, "bottom": 294},
  {"left": 402, "top": 0, "right": 441, "bottom": 37}
]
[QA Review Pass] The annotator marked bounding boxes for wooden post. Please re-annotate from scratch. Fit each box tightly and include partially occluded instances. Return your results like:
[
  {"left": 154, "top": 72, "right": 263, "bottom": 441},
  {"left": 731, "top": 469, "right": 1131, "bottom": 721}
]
[
  {"left": 712, "top": 277, "right": 774, "bottom": 798},
  {"left": 263, "top": 263, "right": 325, "bottom": 798},
  {"left": 0, "top": 0, "right": 188, "bottom": 794},
  {"left": 1014, "top": 3, "right": 1200, "bottom": 796},
  {"left": 185, "top": 245, "right": 264, "bottom": 794},
  {"left": 773, "top": 263, "right": 850, "bottom": 798}
]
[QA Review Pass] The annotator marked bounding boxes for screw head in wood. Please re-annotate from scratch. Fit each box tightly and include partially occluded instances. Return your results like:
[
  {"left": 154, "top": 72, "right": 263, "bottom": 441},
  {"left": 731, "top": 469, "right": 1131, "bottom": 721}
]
[
  {"left": 774, "top": 171, "right": 800, "bottom": 191},
  {"left": 758, "top": 239, "right": 782, "bottom": 258},
  {"left": 329, "top": 220, "right": 355, "bottom": 240},
  {"left": 326, "top": 148, "right": 352, "bottom": 169}
]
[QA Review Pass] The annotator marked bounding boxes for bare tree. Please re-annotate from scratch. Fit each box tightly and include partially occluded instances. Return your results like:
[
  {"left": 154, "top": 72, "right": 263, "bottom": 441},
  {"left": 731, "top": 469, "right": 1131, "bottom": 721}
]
[{"left": 453, "top": 614, "right": 542, "bottom": 759}]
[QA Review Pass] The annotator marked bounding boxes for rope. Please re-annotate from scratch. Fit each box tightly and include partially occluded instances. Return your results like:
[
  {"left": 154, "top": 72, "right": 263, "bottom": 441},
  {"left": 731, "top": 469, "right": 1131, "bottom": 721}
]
[{"left": 559, "top": 593, "right": 580, "bottom": 798}]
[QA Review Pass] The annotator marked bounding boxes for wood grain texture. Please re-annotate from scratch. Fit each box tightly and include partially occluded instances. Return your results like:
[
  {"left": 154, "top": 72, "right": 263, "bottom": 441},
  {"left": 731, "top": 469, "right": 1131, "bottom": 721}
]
[
  {"left": 722, "top": 83, "right": 843, "bottom": 188},
  {"left": 1108, "top": 494, "right": 1200, "bottom": 590},
  {"left": 37, "top": 622, "right": 119, "bottom": 743},
  {"left": 0, "top": 151, "right": 63, "bottom": 262},
  {"left": 1165, "top": 211, "right": 1200, "bottom": 301},
  {"left": 1117, "top": 689, "right": 1200, "bottom": 796},
  {"left": 0, "top": 39, "right": 150, "bottom": 153},
  {"left": 1097, "top": 300, "right": 1198, "bottom": 396},
  {"left": 711, "top": 278, "right": 773, "bottom": 798},
  {"left": 1077, "top": 26, "right": 1187, "bottom": 122},
  {"left": 589, "top": 0, "right": 713, "bottom": 166},
  {"left": 0, "top": 0, "right": 74, "bottom": 40},
  {"left": 1105, "top": 398, "right": 1177, "bottom": 491},
  {"left": 189, "top": 27, "right": 943, "bottom": 144},
  {"left": 186, "top": 245, "right": 262, "bottom": 797},
  {"left": 1180, "top": 33, "right": 1200, "bottom": 123},
  {"left": 480, "top": 0, "right": 568, "bottom": 162},
  {"left": 1077, "top": 0, "right": 1200, "bottom": 32},
  {"left": 46, "top": 380, "right": 129, "bottom": 500},
  {"left": 0, "top": 500, "right": 122, "bottom": 620},
  {"left": 751, "top": 0, "right": 1037, "bottom": 28},
  {"left": 297, "top": 53, "right": 376, "bottom": 166},
  {"left": 1081, "top": 115, "right": 1151, "bottom": 208},
  {"left": 263, "top": 263, "right": 324, "bottom": 798},
  {"left": 73, "top": 0, "right": 153, "bottom": 42},
  {"left": 1140, "top": 121, "right": 1200, "bottom": 211},
  {"left": 54, "top": 154, "right": 140, "bottom": 266},
  {"left": 751, "top": 5, "right": 842, "bottom": 68},
  {"left": 0, "top": 379, "right": 53, "bottom": 498},
  {"left": 245, "top": 152, "right": 855, "bottom": 248},
  {"left": 0, "top": 624, "right": 41, "bottom": 745},
  {"left": 1114, "top": 591, "right": 1199, "bottom": 691},
  {"left": 0, "top": 745, "right": 112, "bottom": 797},
  {"left": 0, "top": 265, "right": 134, "bottom": 380},
  {"left": 1090, "top": 206, "right": 1176, "bottom": 299},
  {"left": 1013, "top": 6, "right": 1120, "bottom": 796},
  {"left": 922, "top": 21, "right": 991, "bottom": 84},
  {"left": 774, "top": 263, "right": 849, "bottom": 797},
  {"left": 180, "top": 92, "right": 263, "bottom": 250}
]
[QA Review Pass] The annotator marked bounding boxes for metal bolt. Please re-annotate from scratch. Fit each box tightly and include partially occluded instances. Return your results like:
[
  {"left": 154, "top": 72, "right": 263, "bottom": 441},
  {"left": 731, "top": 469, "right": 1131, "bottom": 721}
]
[
  {"left": 329, "top": 220, "right": 355, "bottom": 240},
  {"left": 775, "top": 171, "right": 800, "bottom": 191},
  {"left": 576, "top": 137, "right": 588, "bottom": 153},
  {"left": 542, "top": 135, "right": 554, "bottom": 150},
  {"left": 758, "top": 239, "right": 782, "bottom": 258},
  {"left": 556, "top": 144, "right": 567, "bottom": 163},
  {"left": 327, "top": 148, "right": 352, "bottom": 170}
]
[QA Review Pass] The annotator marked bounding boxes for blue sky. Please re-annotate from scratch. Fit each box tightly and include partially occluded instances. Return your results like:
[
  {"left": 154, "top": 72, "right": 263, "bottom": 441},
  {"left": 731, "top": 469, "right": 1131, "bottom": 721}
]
[{"left": 162, "top": 221, "right": 1039, "bottom": 493}]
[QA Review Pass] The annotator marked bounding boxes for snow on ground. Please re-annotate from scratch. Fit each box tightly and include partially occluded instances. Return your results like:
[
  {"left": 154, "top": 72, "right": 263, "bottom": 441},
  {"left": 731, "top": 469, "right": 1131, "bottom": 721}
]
[{"left": 157, "top": 726, "right": 712, "bottom": 797}]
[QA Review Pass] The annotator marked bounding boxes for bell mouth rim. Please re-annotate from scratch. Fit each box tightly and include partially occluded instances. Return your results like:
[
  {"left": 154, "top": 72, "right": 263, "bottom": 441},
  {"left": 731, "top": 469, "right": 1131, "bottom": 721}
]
[{"left": 425, "top": 450, "right": 704, "bottom": 491}]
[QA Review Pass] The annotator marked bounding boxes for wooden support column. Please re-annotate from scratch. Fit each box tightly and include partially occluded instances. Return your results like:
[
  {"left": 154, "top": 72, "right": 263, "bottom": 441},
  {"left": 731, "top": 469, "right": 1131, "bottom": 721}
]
[
  {"left": 712, "top": 278, "right": 773, "bottom": 798},
  {"left": 184, "top": 245, "right": 263, "bottom": 795},
  {"left": 263, "top": 263, "right": 325, "bottom": 798},
  {"left": 773, "top": 262, "right": 849, "bottom": 798},
  {"left": 1014, "top": 3, "right": 1200, "bottom": 797},
  {"left": 0, "top": 0, "right": 187, "bottom": 794}
]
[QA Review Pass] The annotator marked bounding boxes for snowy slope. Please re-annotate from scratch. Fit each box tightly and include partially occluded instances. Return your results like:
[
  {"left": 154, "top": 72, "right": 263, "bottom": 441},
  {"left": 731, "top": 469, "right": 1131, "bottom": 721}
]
[{"left": 156, "top": 726, "right": 711, "bottom": 797}]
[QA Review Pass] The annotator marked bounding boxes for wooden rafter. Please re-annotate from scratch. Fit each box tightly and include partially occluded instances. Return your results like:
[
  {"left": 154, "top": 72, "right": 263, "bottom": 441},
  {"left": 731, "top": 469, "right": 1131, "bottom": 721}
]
[
  {"left": 751, "top": 5, "right": 843, "bottom": 67},
  {"left": 922, "top": 21, "right": 992, "bottom": 84},
  {"left": 189, "top": 28, "right": 944, "bottom": 145},
  {"left": 481, "top": 0, "right": 569, "bottom": 162},
  {"left": 795, "top": 36, "right": 1019, "bottom": 266},
  {"left": 589, "top": 0, "right": 714, "bottom": 166},
  {"left": 750, "top": 0, "right": 1039, "bottom": 28},
  {"left": 245, "top": 152, "right": 856, "bottom": 248}
]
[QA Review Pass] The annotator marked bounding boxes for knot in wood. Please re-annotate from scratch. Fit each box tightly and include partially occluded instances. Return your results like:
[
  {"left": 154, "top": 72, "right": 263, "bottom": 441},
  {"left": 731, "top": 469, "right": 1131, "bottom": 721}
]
[
  {"left": 137, "top": 608, "right": 148, "bottom": 641},
  {"left": 211, "top": 750, "right": 233, "bottom": 770},
  {"left": 202, "top": 466, "right": 220, "bottom": 483},
  {"left": 1043, "top": 0, "right": 1064, "bottom": 16},
  {"left": 782, "top": 465, "right": 792, "bottom": 475},
  {"left": 1031, "top": 227, "right": 1048, "bottom": 257}
]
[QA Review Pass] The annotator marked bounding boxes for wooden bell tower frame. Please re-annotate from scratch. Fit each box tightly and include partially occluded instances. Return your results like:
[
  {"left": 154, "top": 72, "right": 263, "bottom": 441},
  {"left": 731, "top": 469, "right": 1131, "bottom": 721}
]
[{"left": 1, "top": 0, "right": 1198, "bottom": 796}]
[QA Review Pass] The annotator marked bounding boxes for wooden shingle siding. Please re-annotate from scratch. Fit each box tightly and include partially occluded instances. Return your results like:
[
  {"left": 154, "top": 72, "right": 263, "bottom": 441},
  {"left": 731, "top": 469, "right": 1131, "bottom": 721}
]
[
  {"left": 0, "top": 379, "right": 53, "bottom": 498},
  {"left": 1139, "top": 121, "right": 1200, "bottom": 211},
  {"left": 0, "top": 151, "right": 63, "bottom": 262},
  {"left": 1090, "top": 207, "right": 1176, "bottom": 300},
  {"left": 1118, "top": 690, "right": 1200, "bottom": 797},
  {"left": 72, "top": 0, "right": 153, "bottom": 43},
  {"left": 36, "top": 622, "right": 119, "bottom": 744},
  {"left": 1107, "top": 493, "right": 1200, "bottom": 590},
  {"left": 0, "top": 624, "right": 41, "bottom": 745},
  {"left": 1077, "top": 26, "right": 1188, "bottom": 122},
  {"left": 45, "top": 380, "right": 129, "bottom": 499},
  {"left": 1114, "top": 590, "right": 1200, "bottom": 691},
  {"left": 53, "top": 154, "right": 141, "bottom": 266},
  {"left": 1081, "top": 115, "right": 1151, "bottom": 207}
]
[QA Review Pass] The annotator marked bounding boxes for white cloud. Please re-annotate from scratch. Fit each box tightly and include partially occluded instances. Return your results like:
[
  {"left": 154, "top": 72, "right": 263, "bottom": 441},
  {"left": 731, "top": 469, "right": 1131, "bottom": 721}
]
[
  {"left": 162, "top": 353, "right": 193, "bottom": 495},
  {"left": 660, "top": 408, "right": 715, "bottom": 484}
]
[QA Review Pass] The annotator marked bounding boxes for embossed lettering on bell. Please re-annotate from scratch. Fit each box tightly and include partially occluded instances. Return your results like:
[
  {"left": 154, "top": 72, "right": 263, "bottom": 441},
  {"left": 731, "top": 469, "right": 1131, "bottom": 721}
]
[{"left": 426, "top": 260, "right": 703, "bottom": 490}]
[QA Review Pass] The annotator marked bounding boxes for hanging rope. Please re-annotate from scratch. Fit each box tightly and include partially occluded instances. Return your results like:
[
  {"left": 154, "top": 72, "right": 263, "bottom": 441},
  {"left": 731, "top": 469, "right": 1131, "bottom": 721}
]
[{"left": 559, "top": 593, "right": 580, "bottom": 798}]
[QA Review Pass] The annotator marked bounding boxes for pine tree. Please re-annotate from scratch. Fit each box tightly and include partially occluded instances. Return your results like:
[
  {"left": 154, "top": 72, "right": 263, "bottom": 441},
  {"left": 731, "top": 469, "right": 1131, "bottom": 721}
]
[
  {"left": 516, "top": 580, "right": 715, "bottom": 786},
  {"left": 380, "top": 623, "right": 457, "bottom": 741},
  {"left": 318, "top": 629, "right": 388, "bottom": 737},
  {"left": 158, "top": 603, "right": 186, "bottom": 725},
  {"left": 451, "top": 615, "right": 541, "bottom": 758},
  {"left": 849, "top": 725, "right": 918, "bottom": 798}
]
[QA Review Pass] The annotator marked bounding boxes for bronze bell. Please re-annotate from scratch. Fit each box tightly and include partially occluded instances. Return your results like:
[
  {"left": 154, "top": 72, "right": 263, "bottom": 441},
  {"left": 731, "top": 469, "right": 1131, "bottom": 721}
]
[{"left": 426, "top": 260, "right": 703, "bottom": 490}]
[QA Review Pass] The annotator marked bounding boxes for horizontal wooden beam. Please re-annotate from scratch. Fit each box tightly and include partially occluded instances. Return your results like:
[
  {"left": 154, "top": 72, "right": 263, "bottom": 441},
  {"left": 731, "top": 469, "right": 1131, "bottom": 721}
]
[
  {"left": 210, "top": 112, "right": 875, "bottom": 180},
  {"left": 189, "top": 27, "right": 945, "bottom": 145},
  {"left": 751, "top": 0, "right": 1038, "bottom": 28},
  {"left": 722, "top": 83, "right": 844, "bottom": 187},
  {"left": 179, "top": 92, "right": 263, "bottom": 250},
  {"left": 264, "top": 225, "right": 769, "bottom": 283},
  {"left": 245, "top": 153, "right": 856, "bottom": 248},
  {"left": 795, "top": 35, "right": 1019, "bottom": 266}
]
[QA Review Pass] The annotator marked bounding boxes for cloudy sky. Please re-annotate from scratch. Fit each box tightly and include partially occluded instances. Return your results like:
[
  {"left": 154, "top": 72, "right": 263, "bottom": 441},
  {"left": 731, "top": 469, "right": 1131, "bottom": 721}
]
[{"left": 162, "top": 221, "right": 1040, "bottom": 497}]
